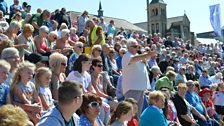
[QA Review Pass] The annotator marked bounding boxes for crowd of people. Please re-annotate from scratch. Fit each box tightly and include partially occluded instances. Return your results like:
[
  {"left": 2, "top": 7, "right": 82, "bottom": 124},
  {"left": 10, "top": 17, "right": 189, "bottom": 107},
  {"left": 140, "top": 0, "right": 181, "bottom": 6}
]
[{"left": 0, "top": 0, "right": 224, "bottom": 126}]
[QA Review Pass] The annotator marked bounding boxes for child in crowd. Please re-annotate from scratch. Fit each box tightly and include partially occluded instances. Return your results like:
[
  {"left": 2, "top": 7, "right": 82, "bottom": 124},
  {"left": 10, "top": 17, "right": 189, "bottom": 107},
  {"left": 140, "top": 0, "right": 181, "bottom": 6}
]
[
  {"left": 35, "top": 67, "right": 54, "bottom": 111},
  {"left": 109, "top": 101, "right": 133, "bottom": 126},
  {"left": 125, "top": 98, "right": 139, "bottom": 126},
  {"left": 212, "top": 82, "right": 224, "bottom": 125},
  {"left": 0, "top": 60, "right": 11, "bottom": 107},
  {"left": 10, "top": 61, "right": 42, "bottom": 125}
]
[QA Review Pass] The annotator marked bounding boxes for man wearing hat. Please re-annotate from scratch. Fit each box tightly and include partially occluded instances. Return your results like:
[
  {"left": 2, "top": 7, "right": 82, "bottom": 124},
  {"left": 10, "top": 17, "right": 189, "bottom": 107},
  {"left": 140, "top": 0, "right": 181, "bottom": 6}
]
[{"left": 185, "top": 80, "right": 211, "bottom": 126}]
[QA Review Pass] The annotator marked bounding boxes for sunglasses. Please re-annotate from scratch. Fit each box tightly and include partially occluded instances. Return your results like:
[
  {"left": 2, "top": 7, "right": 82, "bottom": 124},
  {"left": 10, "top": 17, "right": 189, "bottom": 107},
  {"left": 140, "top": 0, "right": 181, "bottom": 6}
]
[
  {"left": 54, "top": 37, "right": 57, "bottom": 40},
  {"left": 110, "top": 51, "right": 115, "bottom": 54},
  {"left": 96, "top": 64, "right": 103, "bottom": 67},
  {"left": 131, "top": 45, "right": 138, "bottom": 48},
  {"left": 121, "top": 52, "right": 126, "bottom": 54},
  {"left": 78, "top": 46, "right": 83, "bottom": 48},
  {"left": 88, "top": 101, "right": 101, "bottom": 108},
  {"left": 97, "top": 50, "right": 102, "bottom": 52},
  {"left": 61, "top": 63, "right": 67, "bottom": 66}
]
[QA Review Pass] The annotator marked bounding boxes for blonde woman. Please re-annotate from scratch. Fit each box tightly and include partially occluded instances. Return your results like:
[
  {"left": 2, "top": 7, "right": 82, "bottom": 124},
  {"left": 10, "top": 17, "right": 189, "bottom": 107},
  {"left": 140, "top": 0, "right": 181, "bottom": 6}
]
[
  {"left": 17, "top": 24, "right": 36, "bottom": 60},
  {"left": 10, "top": 61, "right": 42, "bottom": 125},
  {"left": 91, "top": 44, "right": 102, "bottom": 59},
  {"left": 49, "top": 52, "right": 67, "bottom": 100}
]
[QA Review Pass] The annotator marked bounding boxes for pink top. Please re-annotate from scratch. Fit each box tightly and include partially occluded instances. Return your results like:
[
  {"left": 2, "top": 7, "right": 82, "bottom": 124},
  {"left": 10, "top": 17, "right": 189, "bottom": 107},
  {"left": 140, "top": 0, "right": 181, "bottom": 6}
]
[{"left": 40, "top": 39, "right": 47, "bottom": 51}]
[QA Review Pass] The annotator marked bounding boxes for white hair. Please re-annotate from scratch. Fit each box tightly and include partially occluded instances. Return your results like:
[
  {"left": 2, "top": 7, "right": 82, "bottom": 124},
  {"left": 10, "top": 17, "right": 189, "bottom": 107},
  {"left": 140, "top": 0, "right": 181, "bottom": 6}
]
[
  {"left": 39, "top": 26, "right": 49, "bottom": 34},
  {"left": 127, "top": 38, "right": 138, "bottom": 47},
  {"left": 48, "top": 31, "right": 58, "bottom": 38},
  {"left": 61, "top": 29, "right": 70, "bottom": 38},
  {"left": 1, "top": 47, "right": 19, "bottom": 59},
  {"left": 8, "top": 21, "right": 20, "bottom": 32}
]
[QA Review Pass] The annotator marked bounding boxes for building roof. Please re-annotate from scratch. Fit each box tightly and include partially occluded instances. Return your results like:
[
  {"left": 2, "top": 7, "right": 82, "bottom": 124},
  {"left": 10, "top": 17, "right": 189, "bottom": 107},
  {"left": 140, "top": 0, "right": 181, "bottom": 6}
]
[
  {"left": 150, "top": 0, "right": 165, "bottom": 4},
  {"left": 69, "top": 11, "right": 147, "bottom": 33},
  {"left": 167, "top": 14, "right": 190, "bottom": 29}
]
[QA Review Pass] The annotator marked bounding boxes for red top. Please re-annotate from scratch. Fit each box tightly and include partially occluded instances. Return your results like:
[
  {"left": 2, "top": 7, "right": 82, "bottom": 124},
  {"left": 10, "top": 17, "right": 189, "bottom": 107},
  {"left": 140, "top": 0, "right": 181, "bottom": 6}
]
[{"left": 128, "top": 118, "right": 138, "bottom": 126}]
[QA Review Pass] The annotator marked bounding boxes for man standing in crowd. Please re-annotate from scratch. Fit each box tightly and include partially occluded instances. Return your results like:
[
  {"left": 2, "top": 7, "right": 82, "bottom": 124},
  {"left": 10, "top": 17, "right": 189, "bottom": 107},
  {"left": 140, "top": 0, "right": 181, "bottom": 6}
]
[
  {"left": 107, "top": 20, "right": 116, "bottom": 37},
  {"left": 37, "top": 81, "right": 83, "bottom": 126},
  {"left": 55, "top": 8, "right": 69, "bottom": 29},
  {"left": 85, "top": 19, "right": 105, "bottom": 47},
  {"left": 29, "top": 9, "right": 51, "bottom": 36},
  {"left": 122, "top": 38, "right": 155, "bottom": 118}
]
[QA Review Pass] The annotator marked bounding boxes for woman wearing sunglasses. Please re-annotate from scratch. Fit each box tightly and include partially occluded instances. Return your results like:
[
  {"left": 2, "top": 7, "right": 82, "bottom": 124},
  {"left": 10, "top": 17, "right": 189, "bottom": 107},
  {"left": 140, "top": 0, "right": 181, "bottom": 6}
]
[
  {"left": 67, "top": 54, "right": 93, "bottom": 93},
  {"left": 80, "top": 93, "right": 104, "bottom": 126}
]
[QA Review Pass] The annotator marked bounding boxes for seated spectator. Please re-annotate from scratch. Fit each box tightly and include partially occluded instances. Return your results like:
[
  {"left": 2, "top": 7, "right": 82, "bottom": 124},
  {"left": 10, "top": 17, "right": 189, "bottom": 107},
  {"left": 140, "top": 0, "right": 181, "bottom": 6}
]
[
  {"left": 209, "top": 72, "right": 223, "bottom": 85},
  {"left": 172, "top": 83, "right": 201, "bottom": 126},
  {"left": 69, "top": 27, "right": 79, "bottom": 42},
  {"left": 185, "top": 80, "right": 211, "bottom": 126},
  {"left": 11, "top": 12, "right": 23, "bottom": 28},
  {"left": 91, "top": 44, "right": 102, "bottom": 59},
  {"left": 116, "top": 48, "right": 127, "bottom": 72},
  {"left": 37, "top": 80, "right": 82, "bottom": 126},
  {"left": 46, "top": 31, "right": 59, "bottom": 51},
  {"left": 160, "top": 87, "right": 181, "bottom": 126},
  {"left": 11, "top": 61, "right": 42, "bottom": 125},
  {"left": 67, "top": 54, "right": 93, "bottom": 93},
  {"left": 17, "top": 24, "right": 36, "bottom": 60},
  {"left": 199, "top": 69, "right": 212, "bottom": 89},
  {"left": 80, "top": 93, "right": 104, "bottom": 126},
  {"left": 68, "top": 42, "right": 84, "bottom": 72},
  {"left": 34, "top": 67, "right": 54, "bottom": 111},
  {"left": 0, "top": 104, "right": 30, "bottom": 126},
  {"left": 125, "top": 98, "right": 139, "bottom": 126},
  {"left": 4, "top": 21, "right": 20, "bottom": 45},
  {"left": 212, "top": 82, "right": 224, "bottom": 125},
  {"left": 0, "top": 10, "right": 9, "bottom": 32},
  {"left": 199, "top": 88, "right": 220, "bottom": 126},
  {"left": 56, "top": 29, "right": 74, "bottom": 56},
  {"left": 34, "top": 26, "right": 52, "bottom": 56},
  {"left": 149, "top": 66, "right": 161, "bottom": 91},
  {"left": 109, "top": 101, "right": 133, "bottom": 126},
  {"left": 140, "top": 91, "right": 168, "bottom": 126},
  {"left": 175, "top": 66, "right": 187, "bottom": 86},
  {"left": 49, "top": 52, "right": 67, "bottom": 100},
  {"left": 186, "top": 65, "right": 197, "bottom": 81},
  {"left": 108, "top": 47, "right": 121, "bottom": 76},
  {"left": 0, "top": 60, "right": 11, "bottom": 106},
  {"left": 155, "top": 70, "right": 176, "bottom": 91}
]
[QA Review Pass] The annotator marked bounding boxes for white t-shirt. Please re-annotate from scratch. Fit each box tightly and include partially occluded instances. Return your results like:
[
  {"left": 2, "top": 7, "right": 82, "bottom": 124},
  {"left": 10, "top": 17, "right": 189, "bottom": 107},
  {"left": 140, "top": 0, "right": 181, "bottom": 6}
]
[
  {"left": 66, "top": 71, "right": 91, "bottom": 92},
  {"left": 212, "top": 91, "right": 224, "bottom": 106},
  {"left": 122, "top": 51, "right": 150, "bottom": 94}
]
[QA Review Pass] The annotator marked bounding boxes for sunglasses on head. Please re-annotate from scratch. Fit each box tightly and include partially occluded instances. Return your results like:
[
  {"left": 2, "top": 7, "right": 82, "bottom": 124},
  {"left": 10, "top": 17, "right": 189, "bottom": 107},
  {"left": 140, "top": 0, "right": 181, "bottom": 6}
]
[{"left": 88, "top": 101, "right": 101, "bottom": 108}]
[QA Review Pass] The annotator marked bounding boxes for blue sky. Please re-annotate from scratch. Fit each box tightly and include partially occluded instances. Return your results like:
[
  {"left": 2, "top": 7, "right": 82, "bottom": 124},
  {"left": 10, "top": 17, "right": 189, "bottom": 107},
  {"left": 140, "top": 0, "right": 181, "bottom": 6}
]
[{"left": 7, "top": 0, "right": 224, "bottom": 34}]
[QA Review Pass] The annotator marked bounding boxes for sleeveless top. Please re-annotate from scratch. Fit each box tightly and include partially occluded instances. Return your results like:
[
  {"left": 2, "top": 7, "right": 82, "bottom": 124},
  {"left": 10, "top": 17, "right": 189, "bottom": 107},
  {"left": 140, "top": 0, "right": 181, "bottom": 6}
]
[
  {"left": 40, "top": 38, "right": 47, "bottom": 51},
  {"left": 13, "top": 81, "right": 35, "bottom": 104}
]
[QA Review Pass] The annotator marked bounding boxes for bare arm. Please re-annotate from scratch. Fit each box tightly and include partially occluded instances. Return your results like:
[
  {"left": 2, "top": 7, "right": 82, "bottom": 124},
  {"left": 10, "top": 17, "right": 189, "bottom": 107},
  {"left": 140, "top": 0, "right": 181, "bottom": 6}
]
[
  {"left": 39, "top": 95, "right": 50, "bottom": 110},
  {"left": 14, "top": 85, "right": 31, "bottom": 104},
  {"left": 180, "top": 114, "right": 195, "bottom": 124},
  {"left": 129, "top": 51, "right": 155, "bottom": 64},
  {"left": 32, "top": 21, "right": 39, "bottom": 30},
  {"left": 192, "top": 107, "right": 207, "bottom": 121}
]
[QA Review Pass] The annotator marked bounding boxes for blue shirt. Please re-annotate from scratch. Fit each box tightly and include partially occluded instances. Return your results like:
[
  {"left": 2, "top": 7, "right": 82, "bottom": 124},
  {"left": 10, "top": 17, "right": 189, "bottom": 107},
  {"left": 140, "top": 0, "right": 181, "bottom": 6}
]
[
  {"left": 116, "top": 56, "right": 122, "bottom": 70},
  {"left": 199, "top": 75, "right": 212, "bottom": 88},
  {"left": 80, "top": 115, "right": 103, "bottom": 126},
  {"left": 185, "top": 91, "right": 204, "bottom": 114},
  {"left": 148, "top": 59, "right": 158, "bottom": 69},
  {"left": 107, "top": 24, "right": 116, "bottom": 36},
  {"left": 0, "top": 83, "right": 9, "bottom": 106},
  {"left": 140, "top": 105, "right": 168, "bottom": 126}
]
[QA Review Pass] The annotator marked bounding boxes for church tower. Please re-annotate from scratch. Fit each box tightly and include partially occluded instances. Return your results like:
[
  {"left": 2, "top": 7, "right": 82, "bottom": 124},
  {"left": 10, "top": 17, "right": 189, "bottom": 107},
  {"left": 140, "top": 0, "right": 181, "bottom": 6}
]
[
  {"left": 148, "top": 0, "right": 167, "bottom": 37},
  {"left": 98, "top": 1, "right": 103, "bottom": 17}
]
